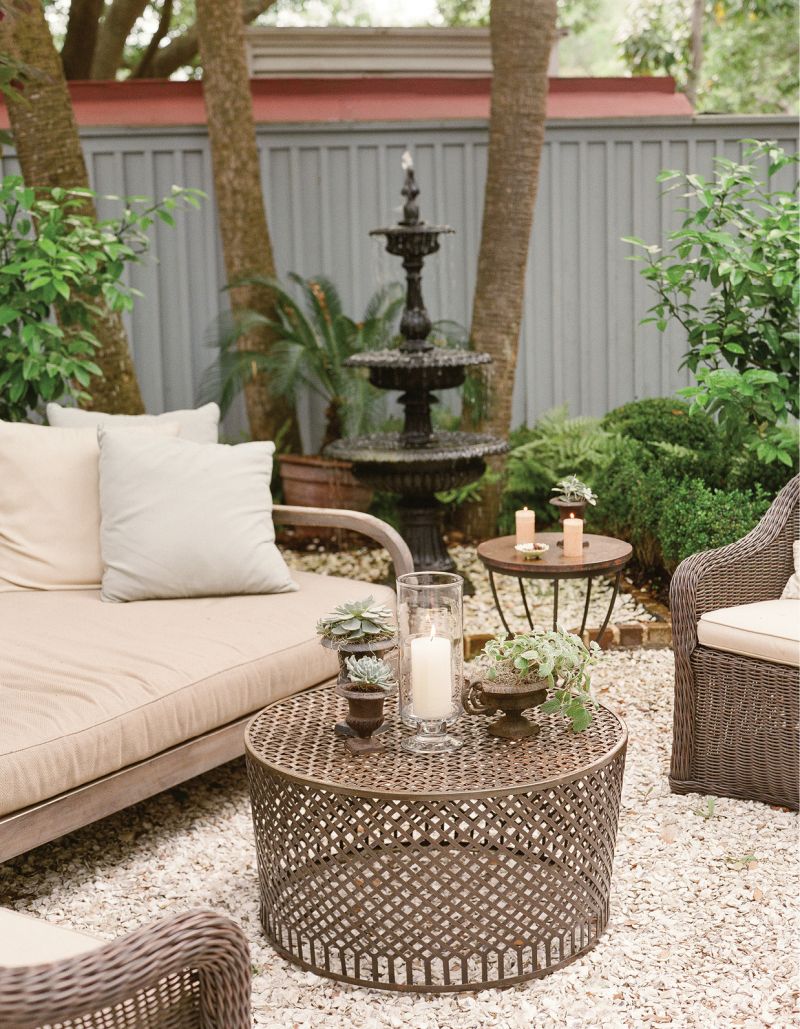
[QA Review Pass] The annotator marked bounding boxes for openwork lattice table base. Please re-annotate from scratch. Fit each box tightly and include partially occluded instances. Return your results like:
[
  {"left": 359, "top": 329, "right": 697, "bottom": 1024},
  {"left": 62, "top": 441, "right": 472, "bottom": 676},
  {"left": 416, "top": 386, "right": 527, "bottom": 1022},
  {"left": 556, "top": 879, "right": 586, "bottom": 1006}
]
[{"left": 246, "top": 686, "right": 626, "bottom": 992}]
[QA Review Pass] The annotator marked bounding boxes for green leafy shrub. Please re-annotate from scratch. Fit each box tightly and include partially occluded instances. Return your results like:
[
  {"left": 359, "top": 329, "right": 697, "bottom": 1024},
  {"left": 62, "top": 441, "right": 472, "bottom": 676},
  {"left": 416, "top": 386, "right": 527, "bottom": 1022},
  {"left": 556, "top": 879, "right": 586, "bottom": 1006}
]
[
  {"left": 601, "top": 397, "right": 719, "bottom": 451},
  {"left": 0, "top": 178, "right": 200, "bottom": 421},
  {"left": 499, "top": 407, "right": 616, "bottom": 532},
  {"left": 626, "top": 140, "right": 799, "bottom": 468},
  {"left": 657, "top": 479, "right": 772, "bottom": 572}
]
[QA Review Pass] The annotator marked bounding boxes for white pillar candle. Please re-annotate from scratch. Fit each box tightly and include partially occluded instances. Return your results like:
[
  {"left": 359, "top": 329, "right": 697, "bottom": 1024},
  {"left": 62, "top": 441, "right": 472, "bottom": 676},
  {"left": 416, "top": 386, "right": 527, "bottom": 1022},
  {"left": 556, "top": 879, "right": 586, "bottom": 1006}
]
[
  {"left": 562, "top": 513, "right": 584, "bottom": 558},
  {"left": 515, "top": 506, "right": 536, "bottom": 546},
  {"left": 411, "top": 631, "right": 452, "bottom": 720}
]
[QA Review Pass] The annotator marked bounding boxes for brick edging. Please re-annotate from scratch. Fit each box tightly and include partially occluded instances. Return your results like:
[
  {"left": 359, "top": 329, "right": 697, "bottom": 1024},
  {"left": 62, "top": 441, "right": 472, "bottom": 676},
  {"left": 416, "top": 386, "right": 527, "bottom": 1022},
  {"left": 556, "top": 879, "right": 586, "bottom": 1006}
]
[{"left": 578, "top": 620, "right": 673, "bottom": 650}]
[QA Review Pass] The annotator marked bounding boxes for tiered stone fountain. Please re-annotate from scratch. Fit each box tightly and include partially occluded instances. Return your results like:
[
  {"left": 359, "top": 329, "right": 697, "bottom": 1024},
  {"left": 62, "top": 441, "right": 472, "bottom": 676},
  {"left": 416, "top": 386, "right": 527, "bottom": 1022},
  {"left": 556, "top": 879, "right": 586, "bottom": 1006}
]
[{"left": 325, "top": 153, "right": 507, "bottom": 572}]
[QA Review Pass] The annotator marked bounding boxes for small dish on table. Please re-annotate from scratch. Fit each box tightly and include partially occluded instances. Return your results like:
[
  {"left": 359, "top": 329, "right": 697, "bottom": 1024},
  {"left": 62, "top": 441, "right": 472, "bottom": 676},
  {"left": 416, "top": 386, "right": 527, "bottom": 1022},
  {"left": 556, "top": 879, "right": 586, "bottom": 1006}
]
[{"left": 514, "top": 542, "right": 550, "bottom": 561}]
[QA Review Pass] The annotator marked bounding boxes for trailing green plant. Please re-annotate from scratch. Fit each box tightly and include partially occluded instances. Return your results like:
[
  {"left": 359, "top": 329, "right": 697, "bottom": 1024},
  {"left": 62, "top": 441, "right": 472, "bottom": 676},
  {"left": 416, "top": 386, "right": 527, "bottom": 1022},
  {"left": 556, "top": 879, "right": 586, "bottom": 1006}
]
[
  {"left": 316, "top": 595, "right": 397, "bottom": 644},
  {"left": 500, "top": 407, "right": 616, "bottom": 532},
  {"left": 481, "top": 630, "right": 599, "bottom": 732},
  {"left": 344, "top": 654, "right": 397, "bottom": 693},
  {"left": 202, "top": 274, "right": 404, "bottom": 448},
  {"left": 625, "top": 140, "right": 799, "bottom": 468},
  {"left": 656, "top": 478, "right": 771, "bottom": 572},
  {"left": 0, "top": 178, "right": 201, "bottom": 421},
  {"left": 551, "top": 475, "right": 597, "bottom": 505}
]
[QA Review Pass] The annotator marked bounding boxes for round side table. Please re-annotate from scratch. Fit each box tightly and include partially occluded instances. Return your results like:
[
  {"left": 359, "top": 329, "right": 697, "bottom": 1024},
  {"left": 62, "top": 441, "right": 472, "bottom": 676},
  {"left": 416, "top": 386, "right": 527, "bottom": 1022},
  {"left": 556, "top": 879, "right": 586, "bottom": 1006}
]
[
  {"left": 246, "top": 686, "right": 627, "bottom": 993},
  {"left": 477, "top": 533, "right": 633, "bottom": 638}
]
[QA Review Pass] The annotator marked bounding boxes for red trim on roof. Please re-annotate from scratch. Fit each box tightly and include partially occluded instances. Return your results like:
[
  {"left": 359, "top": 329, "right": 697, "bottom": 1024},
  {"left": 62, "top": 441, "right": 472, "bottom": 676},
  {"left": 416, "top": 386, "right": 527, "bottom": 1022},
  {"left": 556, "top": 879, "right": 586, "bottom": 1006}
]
[{"left": 0, "top": 77, "right": 692, "bottom": 129}]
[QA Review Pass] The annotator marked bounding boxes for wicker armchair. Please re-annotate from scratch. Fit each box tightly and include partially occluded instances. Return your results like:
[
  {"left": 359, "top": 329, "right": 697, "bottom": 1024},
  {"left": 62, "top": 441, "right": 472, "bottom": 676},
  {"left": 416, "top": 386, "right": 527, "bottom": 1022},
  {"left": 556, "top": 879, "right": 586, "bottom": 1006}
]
[
  {"left": 669, "top": 475, "right": 800, "bottom": 810},
  {"left": 0, "top": 909, "right": 251, "bottom": 1029}
]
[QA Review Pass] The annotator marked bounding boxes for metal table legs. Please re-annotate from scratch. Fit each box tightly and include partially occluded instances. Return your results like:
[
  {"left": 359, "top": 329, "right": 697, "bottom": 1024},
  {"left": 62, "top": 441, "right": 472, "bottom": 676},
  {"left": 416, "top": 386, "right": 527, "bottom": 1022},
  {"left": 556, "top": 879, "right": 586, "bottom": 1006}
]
[{"left": 488, "top": 570, "right": 623, "bottom": 640}]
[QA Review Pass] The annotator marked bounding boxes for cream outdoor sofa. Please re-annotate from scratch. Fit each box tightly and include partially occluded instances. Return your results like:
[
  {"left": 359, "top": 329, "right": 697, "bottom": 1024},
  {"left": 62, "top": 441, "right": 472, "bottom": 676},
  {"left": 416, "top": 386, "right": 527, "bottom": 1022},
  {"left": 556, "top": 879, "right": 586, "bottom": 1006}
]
[{"left": 0, "top": 505, "right": 412, "bottom": 863}]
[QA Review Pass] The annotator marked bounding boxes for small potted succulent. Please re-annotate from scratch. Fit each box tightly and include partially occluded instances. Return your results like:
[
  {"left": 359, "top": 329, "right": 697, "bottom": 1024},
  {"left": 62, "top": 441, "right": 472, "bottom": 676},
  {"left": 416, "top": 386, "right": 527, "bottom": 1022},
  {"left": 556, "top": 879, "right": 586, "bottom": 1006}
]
[
  {"left": 550, "top": 475, "right": 597, "bottom": 522},
  {"left": 316, "top": 595, "right": 397, "bottom": 683},
  {"left": 464, "top": 629, "right": 599, "bottom": 740},
  {"left": 336, "top": 654, "right": 398, "bottom": 754}
]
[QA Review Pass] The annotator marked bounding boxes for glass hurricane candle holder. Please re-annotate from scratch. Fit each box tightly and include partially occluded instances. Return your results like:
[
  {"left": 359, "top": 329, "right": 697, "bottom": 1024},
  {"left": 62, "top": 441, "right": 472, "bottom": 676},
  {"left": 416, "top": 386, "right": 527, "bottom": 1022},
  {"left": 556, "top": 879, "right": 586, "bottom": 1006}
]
[{"left": 397, "top": 571, "right": 464, "bottom": 754}]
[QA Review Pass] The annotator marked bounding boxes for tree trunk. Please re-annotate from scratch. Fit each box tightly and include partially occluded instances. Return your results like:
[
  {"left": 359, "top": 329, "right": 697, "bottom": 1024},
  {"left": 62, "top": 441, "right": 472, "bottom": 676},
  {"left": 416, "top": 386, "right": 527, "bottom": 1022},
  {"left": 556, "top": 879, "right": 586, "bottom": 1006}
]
[
  {"left": 686, "top": 0, "right": 704, "bottom": 108},
  {"left": 90, "top": 0, "right": 148, "bottom": 80},
  {"left": 144, "top": 0, "right": 273, "bottom": 79},
  {"left": 465, "top": 0, "right": 557, "bottom": 536},
  {"left": 61, "top": 0, "right": 104, "bottom": 79},
  {"left": 0, "top": 1, "right": 144, "bottom": 414},
  {"left": 195, "top": 0, "right": 297, "bottom": 445}
]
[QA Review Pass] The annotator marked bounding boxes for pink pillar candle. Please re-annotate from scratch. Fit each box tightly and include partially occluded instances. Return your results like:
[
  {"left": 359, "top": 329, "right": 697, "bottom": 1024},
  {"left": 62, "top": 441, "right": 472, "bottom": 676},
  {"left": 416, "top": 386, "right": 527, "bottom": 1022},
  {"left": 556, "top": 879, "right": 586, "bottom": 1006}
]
[
  {"left": 562, "top": 513, "right": 584, "bottom": 558},
  {"left": 515, "top": 507, "right": 536, "bottom": 546}
]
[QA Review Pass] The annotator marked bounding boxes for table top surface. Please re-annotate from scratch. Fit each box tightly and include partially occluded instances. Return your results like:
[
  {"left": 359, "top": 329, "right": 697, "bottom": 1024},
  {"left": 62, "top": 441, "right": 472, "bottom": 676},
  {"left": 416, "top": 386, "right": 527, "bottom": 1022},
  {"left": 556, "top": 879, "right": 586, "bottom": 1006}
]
[
  {"left": 477, "top": 533, "right": 633, "bottom": 577},
  {"left": 245, "top": 684, "right": 626, "bottom": 801}
]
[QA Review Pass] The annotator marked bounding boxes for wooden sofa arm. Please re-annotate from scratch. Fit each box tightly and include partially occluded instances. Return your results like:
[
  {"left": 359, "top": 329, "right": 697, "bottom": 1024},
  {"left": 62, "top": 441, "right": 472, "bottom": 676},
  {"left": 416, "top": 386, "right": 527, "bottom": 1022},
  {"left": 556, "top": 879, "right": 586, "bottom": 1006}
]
[
  {"left": 273, "top": 504, "right": 414, "bottom": 578},
  {"left": 0, "top": 909, "right": 251, "bottom": 1029},
  {"left": 670, "top": 474, "right": 799, "bottom": 660}
]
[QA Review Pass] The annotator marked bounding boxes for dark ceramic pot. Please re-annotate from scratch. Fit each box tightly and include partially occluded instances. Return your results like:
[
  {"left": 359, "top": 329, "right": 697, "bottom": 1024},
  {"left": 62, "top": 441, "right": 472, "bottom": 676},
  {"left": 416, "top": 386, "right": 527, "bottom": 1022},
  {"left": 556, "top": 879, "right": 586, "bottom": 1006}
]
[
  {"left": 550, "top": 497, "right": 588, "bottom": 523},
  {"left": 335, "top": 682, "right": 396, "bottom": 754},
  {"left": 463, "top": 677, "right": 548, "bottom": 740}
]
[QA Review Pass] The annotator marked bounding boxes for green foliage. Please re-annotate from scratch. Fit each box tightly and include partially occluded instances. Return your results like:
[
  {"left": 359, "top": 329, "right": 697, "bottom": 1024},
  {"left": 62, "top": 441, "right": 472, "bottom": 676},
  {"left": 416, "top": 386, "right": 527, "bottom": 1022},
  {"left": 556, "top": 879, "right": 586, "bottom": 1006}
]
[
  {"left": 435, "top": 0, "right": 601, "bottom": 33},
  {"left": 316, "top": 595, "right": 397, "bottom": 643},
  {"left": 500, "top": 407, "right": 616, "bottom": 532},
  {"left": 202, "top": 274, "right": 403, "bottom": 448},
  {"left": 600, "top": 396, "right": 719, "bottom": 451},
  {"left": 344, "top": 654, "right": 397, "bottom": 693},
  {"left": 436, "top": 466, "right": 501, "bottom": 510},
  {"left": 618, "top": 0, "right": 798, "bottom": 114},
  {"left": 482, "top": 630, "right": 600, "bottom": 732},
  {"left": 0, "top": 177, "right": 201, "bottom": 421},
  {"left": 626, "top": 141, "right": 800, "bottom": 468},
  {"left": 552, "top": 475, "right": 597, "bottom": 505},
  {"left": 657, "top": 478, "right": 771, "bottom": 571}
]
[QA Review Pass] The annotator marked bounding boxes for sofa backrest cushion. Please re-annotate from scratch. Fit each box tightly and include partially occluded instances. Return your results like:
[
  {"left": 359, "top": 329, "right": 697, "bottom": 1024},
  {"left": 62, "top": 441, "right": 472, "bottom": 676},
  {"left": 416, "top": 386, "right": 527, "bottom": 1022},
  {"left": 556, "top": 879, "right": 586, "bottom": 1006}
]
[
  {"left": 47, "top": 401, "right": 221, "bottom": 444},
  {"left": 0, "top": 420, "right": 178, "bottom": 593},
  {"left": 98, "top": 429, "right": 296, "bottom": 602}
]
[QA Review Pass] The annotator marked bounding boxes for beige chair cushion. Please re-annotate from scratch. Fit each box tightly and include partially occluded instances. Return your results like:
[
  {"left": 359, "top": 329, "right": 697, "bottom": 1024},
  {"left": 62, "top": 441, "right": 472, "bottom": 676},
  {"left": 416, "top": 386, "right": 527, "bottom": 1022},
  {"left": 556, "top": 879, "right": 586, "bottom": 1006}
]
[
  {"left": 0, "top": 908, "right": 102, "bottom": 968},
  {"left": 0, "top": 421, "right": 179, "bottom": 593},
  {"left": 781, "top": 540, "right": 800, "bottom": 599},
  {"left": 47, "top": 401, "right": 221, "bottom": 444},
  {"left": 0, "top": 572, "right": 395, "bottom": 816},
  {"left": 698, "top": 599, "right": 800, "bottom": 667}
]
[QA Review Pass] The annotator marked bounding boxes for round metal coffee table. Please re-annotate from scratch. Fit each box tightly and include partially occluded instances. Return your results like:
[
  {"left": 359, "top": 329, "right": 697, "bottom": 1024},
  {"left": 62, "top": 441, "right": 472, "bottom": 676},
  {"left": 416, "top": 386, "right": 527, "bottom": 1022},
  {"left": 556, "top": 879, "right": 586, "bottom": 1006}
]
[
  {"left": 477, "top": 533, "right": 633, "bottom": 638},
  {"left": 246, "top": 685, "right": 627, "bottom": 992}
]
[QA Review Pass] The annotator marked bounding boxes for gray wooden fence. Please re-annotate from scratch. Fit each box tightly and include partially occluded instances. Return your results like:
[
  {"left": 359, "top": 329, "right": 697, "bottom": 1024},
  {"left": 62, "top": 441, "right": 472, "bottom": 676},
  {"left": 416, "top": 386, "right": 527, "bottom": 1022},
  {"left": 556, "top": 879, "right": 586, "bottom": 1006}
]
[{"left": 3, "top": 115, "right": 796, "bottom": 449}]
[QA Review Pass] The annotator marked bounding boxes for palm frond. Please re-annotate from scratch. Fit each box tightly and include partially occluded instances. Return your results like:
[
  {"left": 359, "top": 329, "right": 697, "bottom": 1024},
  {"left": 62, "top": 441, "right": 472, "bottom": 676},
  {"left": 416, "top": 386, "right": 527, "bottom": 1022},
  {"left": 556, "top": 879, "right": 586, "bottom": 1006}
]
[{"left": 363, "top": 280, "right": 403, "bottom": 322}]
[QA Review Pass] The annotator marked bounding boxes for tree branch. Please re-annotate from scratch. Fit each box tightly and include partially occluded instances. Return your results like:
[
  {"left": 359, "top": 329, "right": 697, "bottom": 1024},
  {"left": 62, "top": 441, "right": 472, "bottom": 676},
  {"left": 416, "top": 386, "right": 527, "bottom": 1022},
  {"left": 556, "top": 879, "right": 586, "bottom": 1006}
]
[
  {"left": 129, "top": 0, "right": 174, "bottom": 78},
  {"left": 90, "top": 0, "right": 148, "bottom": 80},
  {"left": 144, "top": 0, "right": 274, "bottom": 80},
  {"left": 61, "top": 0, "right": 105, "bottom": 79}
]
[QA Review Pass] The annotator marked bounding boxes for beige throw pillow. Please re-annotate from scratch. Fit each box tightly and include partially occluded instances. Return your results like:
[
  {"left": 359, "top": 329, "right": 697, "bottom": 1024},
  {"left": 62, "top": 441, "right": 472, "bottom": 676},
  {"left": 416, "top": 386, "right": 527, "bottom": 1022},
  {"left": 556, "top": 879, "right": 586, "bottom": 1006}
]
[
  {"left": 0, "top": 420, "right": 179, "bottom": 592},
  {"left": 98, "top": 430, "right": 296, "bottom": 602},
  {"left": 781, "top": 540, "right": 800, "bottom": 600},
  {"left": 46, "top": 401, "right": 220, "bottom": 444}
]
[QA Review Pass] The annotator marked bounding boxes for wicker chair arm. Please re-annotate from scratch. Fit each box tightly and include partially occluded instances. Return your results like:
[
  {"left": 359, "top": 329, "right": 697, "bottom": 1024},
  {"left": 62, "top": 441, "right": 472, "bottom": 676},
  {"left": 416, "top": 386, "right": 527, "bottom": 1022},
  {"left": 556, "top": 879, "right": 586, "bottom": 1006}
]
[
  {"left": 0, "top": 909, "right": 250, "bottom": 1029},
  {"left": 273, "top": 503, "right": 414, "bottom": 577}
]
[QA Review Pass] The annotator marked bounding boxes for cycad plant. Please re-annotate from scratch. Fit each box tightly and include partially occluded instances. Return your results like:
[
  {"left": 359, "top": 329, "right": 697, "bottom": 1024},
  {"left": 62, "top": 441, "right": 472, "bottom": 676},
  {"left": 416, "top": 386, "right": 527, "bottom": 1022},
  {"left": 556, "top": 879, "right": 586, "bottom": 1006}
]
[{"left": 202, "top": 274, "right": 404, "bottom": 448}]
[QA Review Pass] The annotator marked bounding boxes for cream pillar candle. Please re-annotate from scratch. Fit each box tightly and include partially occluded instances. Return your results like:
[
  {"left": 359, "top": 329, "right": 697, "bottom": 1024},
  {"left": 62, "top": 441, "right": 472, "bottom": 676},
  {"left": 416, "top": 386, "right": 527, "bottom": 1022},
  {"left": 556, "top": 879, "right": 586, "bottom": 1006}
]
[
  {"left": 411, "top": 630, "right": 452, "bottom": 719},
  {"left": 515, "top": 506, "right": 536, "bottom": 546},
  {"left": 562, "top": 513, "right": 584, "bottom": 558}
]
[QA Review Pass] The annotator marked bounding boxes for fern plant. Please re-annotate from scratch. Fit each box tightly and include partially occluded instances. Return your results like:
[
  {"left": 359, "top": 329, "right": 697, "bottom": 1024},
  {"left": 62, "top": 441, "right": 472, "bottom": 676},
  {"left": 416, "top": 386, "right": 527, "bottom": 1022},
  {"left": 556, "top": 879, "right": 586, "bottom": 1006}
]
[
  {"left": 201, "top": 274, "right": 404, "bottom": 448},
  {"left": 500, "top": 407, "right": 616, "bottom": 532}
]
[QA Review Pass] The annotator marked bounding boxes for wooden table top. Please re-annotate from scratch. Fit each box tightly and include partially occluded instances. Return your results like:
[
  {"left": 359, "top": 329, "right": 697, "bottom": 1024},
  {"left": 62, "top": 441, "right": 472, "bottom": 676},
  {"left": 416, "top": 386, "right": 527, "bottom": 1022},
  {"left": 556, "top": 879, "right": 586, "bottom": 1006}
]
[{"left": 477, "top": 533, "right": 633, "bottom": 578}]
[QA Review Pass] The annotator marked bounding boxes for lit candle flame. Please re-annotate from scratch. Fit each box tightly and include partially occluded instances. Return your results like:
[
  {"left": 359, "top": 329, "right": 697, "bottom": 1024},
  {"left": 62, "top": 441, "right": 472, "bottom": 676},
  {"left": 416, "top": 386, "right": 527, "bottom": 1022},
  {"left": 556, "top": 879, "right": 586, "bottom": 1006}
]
[{"left": 401, "top": 149, "right": 413, "bottom": 172}]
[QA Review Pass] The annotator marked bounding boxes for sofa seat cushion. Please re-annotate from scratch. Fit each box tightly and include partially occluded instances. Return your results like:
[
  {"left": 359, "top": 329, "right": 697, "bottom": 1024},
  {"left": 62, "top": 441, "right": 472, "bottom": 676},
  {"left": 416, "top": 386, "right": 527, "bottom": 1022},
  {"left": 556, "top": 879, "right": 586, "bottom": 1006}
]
[
  {"left": 0, "top": 908, "right": 102, "bottom": 968},
  {"left": 698, "top": 599, "right": 800, "bottom": 668},
  {"left": 0, "top": 573, "right": 395, "bottom": 817}
]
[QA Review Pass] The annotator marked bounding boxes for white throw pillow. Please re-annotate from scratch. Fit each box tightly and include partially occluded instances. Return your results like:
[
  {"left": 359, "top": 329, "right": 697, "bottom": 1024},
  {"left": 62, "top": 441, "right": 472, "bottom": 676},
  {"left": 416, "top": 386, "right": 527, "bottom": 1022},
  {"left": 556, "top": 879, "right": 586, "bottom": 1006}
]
[
  {"left": 97, "top": 430, "right": 296, "bottom": 602},
  {"left": 0, "top": 420, "right": 179, "bottom": 592},
  {"left": 47, "top": 401, "right": 220, "bottom": 444},
  {"left": 781, "top": 540, "right": 800, "bottom": 600}
]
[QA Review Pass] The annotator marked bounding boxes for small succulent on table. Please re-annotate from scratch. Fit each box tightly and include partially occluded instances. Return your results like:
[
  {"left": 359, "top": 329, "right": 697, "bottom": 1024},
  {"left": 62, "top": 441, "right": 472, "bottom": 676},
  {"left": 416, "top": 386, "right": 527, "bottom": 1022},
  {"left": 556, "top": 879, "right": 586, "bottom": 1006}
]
[
  {"left": 316, "top": 595, "right": 397, "bottom": 644},
  {"left": 466, "top": 629, "right": 599, "bottom": 738},
  {"left": 551, "top": 475, "right": 597, "bottom": 506},
  {"left": 344, "top": 654, "right": 397, "bottom": 694}
]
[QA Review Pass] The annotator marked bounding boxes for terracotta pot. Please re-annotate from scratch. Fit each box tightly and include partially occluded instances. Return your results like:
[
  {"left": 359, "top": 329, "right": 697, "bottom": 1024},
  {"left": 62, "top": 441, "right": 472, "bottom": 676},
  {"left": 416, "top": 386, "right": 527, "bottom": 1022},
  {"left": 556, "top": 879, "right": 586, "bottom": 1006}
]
[
  {"left": 322, "top": 636, "right": 397, "bottom": 685},
  {"left": 550, "top": 497, "right": 588, "bottom": 523},
  {"left": 278, "top": 454, "right": 373, "bottom": 511},
  {"left": 463, "top": 676, "right": 548, "bottom": 740}
]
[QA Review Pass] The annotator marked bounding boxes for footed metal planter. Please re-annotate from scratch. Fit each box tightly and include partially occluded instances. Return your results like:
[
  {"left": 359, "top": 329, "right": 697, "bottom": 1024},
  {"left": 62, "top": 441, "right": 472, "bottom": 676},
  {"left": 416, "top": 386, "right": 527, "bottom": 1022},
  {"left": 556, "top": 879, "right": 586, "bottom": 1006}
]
[
  {"left": 335, "top": 682, "right": 394, "bottom": 754},
  {"left": 463, "top": 677, "right": 548, "bottom": 740}
]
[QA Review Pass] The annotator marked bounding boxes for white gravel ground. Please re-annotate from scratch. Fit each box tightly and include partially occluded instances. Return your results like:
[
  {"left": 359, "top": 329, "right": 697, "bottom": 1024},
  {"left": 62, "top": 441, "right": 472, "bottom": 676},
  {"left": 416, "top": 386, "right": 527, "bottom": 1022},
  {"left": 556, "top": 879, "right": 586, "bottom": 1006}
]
[{"left": 2, "top": 648, "right": 797, "bottom": 1028}]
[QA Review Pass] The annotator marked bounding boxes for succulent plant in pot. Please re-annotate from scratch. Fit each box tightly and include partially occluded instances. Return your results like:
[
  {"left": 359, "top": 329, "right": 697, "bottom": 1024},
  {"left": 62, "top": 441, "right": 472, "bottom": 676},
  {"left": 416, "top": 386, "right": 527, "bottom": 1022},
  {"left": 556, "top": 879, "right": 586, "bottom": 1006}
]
[
  {"left": 464, "top": 629, "right": 599, "bottom": 739},
  {"left": 550, "top": 475, "right": 597, "bottom": 522},
  {"left": 316, "top": 595, "right": 397, "bottom": 683},
  {"left": 336, "top": 655, "right": 398, "bottom": 754}
]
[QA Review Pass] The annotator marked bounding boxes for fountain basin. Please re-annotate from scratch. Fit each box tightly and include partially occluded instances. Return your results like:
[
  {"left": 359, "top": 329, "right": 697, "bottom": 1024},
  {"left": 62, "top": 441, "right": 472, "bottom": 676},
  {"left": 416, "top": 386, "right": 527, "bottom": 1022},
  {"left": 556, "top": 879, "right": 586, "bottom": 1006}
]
[{"left": 347, "top": 348, "right": 491, "bottom": 392}]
